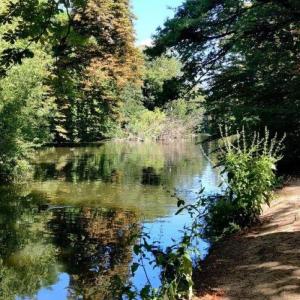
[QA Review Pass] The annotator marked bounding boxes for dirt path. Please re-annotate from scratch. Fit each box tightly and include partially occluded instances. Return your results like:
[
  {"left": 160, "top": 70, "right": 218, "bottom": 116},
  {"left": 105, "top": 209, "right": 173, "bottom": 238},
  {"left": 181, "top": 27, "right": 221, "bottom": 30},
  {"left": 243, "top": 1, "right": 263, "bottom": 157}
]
[{"left": 193, "top": 180, "right": 300, "bottom": 300}]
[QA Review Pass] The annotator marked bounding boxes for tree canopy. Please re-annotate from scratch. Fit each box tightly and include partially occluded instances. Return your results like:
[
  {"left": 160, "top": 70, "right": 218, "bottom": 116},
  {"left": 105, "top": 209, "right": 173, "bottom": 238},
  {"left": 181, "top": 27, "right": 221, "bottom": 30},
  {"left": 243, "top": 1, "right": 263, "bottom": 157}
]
[{"left": 149, "top": 0, "right": 300, "bottom": 167}]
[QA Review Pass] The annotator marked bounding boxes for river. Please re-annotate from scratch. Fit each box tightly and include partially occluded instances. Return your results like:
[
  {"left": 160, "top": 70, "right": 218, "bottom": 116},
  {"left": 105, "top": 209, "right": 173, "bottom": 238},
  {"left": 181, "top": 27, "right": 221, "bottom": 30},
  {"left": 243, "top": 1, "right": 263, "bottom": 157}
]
[{"left": 0, "top": 140, "right": 221, "bottom": 299}]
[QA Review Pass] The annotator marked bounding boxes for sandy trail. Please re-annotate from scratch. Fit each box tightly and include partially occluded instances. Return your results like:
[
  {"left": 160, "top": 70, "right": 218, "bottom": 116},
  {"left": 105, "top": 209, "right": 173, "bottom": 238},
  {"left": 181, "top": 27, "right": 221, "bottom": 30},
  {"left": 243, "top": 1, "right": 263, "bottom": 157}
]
[{"left": 193, "top": 180, "right": 300, "bottom": 300}]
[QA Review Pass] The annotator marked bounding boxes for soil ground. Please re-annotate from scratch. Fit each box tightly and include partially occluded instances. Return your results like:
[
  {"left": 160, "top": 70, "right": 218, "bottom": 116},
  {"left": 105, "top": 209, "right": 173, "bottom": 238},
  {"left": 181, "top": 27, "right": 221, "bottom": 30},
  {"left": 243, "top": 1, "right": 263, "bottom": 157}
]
[{"left": 193, "top": 179, "right": 300, "bottom": 300}]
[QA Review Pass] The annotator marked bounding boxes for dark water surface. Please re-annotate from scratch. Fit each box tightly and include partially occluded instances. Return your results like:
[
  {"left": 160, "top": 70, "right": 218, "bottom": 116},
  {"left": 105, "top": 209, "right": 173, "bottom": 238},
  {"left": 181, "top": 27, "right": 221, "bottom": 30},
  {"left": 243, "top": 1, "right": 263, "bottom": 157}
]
[{"left": 0, "top": 140, "right": 221, "bottom": 300}]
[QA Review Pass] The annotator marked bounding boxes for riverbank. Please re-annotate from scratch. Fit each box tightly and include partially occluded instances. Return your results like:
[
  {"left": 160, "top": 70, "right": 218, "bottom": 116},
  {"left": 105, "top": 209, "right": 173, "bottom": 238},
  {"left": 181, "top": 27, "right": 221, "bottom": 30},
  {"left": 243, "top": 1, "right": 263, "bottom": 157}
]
[
  {"left": 42, "top": 134, "right": 205, "bottom": 148},
  {"left": 193, "top": 179, "right": 300, "bottom": 300}
]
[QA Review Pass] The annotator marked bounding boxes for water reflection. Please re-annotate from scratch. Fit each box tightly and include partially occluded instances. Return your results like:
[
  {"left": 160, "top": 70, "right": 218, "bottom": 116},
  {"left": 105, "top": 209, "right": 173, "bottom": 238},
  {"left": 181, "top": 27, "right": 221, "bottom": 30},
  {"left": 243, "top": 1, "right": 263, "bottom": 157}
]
[
  {"left": 49, "top": 207, "right": 138, "bottom": 299},
  {"left": 31, "top": 141, "right": 219, "bottom": 219},
  {"left": 0, "top": 187, "right": 139, "bottom": 300},
  {"left": 0, "top": 140, "right": 220, "bottom": 300},
  {"left": 0, "top": 188, "right": 59, "bottom": 300},
  {"left": 141, "top": 167, "right": 161, "bottom": 185},
  {"left": 34, "top": 141, "right": 206, "bottom": 185}
]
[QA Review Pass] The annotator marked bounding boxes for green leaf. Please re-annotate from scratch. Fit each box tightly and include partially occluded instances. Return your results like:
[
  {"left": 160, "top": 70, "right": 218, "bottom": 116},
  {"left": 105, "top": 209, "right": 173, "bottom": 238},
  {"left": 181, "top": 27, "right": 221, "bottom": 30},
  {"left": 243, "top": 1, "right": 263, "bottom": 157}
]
[
  {"left": 177, "top": 199, "right": 185, "bottom": 207},
  {"left": 140, "top": 285, "right": 151, "bottom": 298},
  {"left": 133, "top": 244, "right": 141, "bottom": 255},
  {"left": 131, "top": 262, "right": 139, "bottom": 275}
]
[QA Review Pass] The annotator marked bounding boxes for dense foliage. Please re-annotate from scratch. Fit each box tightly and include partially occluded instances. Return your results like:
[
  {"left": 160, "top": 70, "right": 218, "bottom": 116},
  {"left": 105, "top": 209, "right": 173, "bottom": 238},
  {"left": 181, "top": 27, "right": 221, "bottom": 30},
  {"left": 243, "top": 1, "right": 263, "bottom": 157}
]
[
  {"left": 142, "top": 55, "right": 183, "bottom": 110},
  {"left": 0, "top": 43, "right": 54, "bottom": 182},
  {"left": 149, "top": 0, "right": 300, "bottom": 169},
  {"left": 50, "top": 0, "right": 143, "bottom": 142},
  {"left": 0, "top": 0, "right": 144, "bottom": 146},
  {"left": 120, "top": 55, "right": 202, "bottom": 141},
  {"left": 0, "top": 1, "right": 203, "bottom": 182},
  {"left": 205, "top": 128, "right": 284, "bottom": 239},
  {"left": 0, "top": 1, "right": 295, "bottom": 299}
]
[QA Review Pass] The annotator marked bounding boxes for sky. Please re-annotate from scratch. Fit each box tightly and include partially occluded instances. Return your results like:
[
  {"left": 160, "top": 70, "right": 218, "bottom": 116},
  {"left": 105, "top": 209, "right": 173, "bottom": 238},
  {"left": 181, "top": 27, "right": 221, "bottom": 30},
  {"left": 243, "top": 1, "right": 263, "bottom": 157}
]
[{"left": 131, "top": 0, "right": 184, "bottom": 46}]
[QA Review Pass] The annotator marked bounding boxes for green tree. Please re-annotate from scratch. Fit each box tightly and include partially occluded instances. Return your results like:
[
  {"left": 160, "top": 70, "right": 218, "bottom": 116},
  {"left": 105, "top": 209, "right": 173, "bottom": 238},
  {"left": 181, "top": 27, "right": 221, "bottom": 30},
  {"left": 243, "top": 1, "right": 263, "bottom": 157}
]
[
  {"left": 149, "top": 0, "right": 300, "bottom": 168},
  {"left": 51, "top": 0, "right": 143, "bottom": 142},
  {"left": 0, "top": 38, "right": 55, "bottom": 182},
  {"left": 0, "top": 0, "right": 144, "bottom": 182},
  {"left": 0, "top": 0, "right": 144, "bottom": 143},
  {"left": 142, "top": 55, "right": 182, "bottom": 110}
]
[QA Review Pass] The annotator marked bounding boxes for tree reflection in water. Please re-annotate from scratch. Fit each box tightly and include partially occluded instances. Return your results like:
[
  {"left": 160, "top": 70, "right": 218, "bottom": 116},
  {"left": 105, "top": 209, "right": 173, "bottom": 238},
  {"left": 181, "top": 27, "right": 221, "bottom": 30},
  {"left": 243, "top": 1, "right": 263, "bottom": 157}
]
[
  {"left": 0, "top": 140, "right": 220, "bottom": 299},
  {"left": 0, "top": 187, "right": 59, "bottom": 300},
  {"left": 0, "top": 186, "right": 139, "bottom": 300},
  {"left": 141, "top": 167, "right": 161, "bottom": 185},
  {"left": 48, "top": 207, "right": 139, "bottom": 299}
]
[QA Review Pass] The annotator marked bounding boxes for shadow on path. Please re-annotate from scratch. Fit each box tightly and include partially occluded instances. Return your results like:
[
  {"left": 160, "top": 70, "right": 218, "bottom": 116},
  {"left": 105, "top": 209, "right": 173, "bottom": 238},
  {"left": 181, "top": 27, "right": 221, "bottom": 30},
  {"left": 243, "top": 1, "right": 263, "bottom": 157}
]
[{"left": 194, "top": 182, "right": 300, "bottom": 300}]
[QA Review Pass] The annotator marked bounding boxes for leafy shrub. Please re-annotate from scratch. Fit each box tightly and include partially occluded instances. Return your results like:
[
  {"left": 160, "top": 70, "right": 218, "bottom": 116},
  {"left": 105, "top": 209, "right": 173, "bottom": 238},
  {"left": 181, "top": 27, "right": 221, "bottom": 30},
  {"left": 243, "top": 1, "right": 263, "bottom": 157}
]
[
  {"left": 126, "top": 108, "right": 166, "bottom": 141},
  {"left": 165, "top": 99, "right": 190, "bottom": 121},
  {"left": 118, "top": 231, "right": 194, "bottom": 300},
  {"left": 205, "top": 128, "right": 285, "bottom": 240},
  {"left": 0, "top": 45, "right": 55, "bottom": 182},
  {"left": 165, "top": 97, "right": 203, "bottom": 122},
  {"left": 160, "top": 97, "right": 204, "bottom": 139},
  {"left": 142, "top": 55, "right": 183, "bottom": 110}
]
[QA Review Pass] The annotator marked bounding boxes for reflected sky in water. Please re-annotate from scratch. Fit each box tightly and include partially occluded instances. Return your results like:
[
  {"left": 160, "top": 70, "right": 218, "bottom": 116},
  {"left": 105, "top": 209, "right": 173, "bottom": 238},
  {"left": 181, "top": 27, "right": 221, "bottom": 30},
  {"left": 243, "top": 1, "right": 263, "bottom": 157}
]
[{"left": 0, "top": 140, "right": 221, "bottom": 300}]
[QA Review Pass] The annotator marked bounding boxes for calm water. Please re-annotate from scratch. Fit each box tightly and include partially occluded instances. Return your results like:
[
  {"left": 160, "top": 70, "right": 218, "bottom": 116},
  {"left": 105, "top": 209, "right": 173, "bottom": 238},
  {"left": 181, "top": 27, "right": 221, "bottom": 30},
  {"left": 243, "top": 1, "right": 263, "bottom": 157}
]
[{"left": 0, "top": 140, "right": 221, "bottom": 300}]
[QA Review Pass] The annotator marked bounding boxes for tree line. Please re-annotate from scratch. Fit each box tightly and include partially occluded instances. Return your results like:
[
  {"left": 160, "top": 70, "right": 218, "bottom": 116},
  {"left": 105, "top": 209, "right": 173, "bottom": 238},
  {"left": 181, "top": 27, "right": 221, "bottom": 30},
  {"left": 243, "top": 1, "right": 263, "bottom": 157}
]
[
  {"left": 0, "top": 0, "right": 299, "bottom": 181},
  {"left": 149, "top": 0, "right": 300, "bottom": 171},
  {"left": 0, "top": 0, "right": 201, "bottom": 182}
]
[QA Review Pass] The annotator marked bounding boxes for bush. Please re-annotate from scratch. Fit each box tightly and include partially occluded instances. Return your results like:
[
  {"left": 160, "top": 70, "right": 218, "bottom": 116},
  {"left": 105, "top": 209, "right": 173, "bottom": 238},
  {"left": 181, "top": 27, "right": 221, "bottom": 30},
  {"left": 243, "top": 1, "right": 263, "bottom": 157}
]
[
  {"left": 165, "top": 97, "right": 203, "bottom": 122},
  {"left": 126, "top": 108, "right": 166, "bottom": 141},
  {"left": 142, "top": 55, "right": 183, "bottom": 110},
  {"left": 0, "top": 44, "right": 55, "bottom": 182},
  {"left": 205, "top": 128, "right": 285, "bottom": 240}
]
